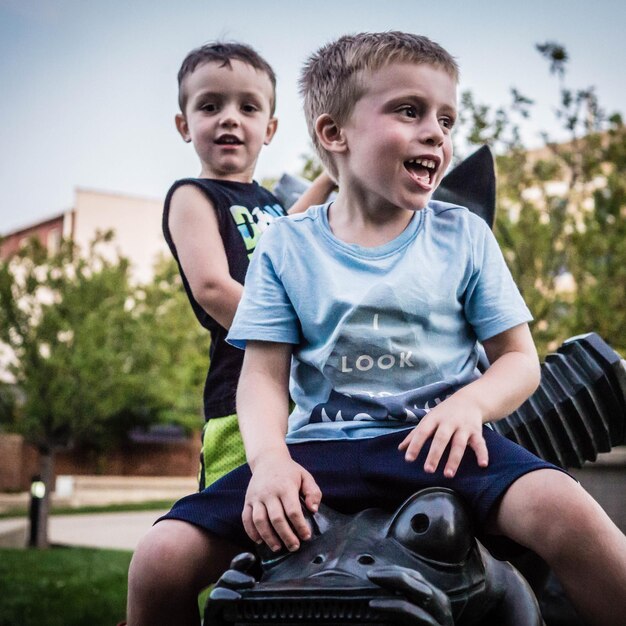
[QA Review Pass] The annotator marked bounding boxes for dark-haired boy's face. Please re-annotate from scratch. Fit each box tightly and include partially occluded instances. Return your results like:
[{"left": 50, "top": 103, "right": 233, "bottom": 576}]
[
  {"left": 176, "top": 60, "right": 277, "bottom": 182},
  {"left": 339, "top": 62, "right": 456, "bottom": 212}
]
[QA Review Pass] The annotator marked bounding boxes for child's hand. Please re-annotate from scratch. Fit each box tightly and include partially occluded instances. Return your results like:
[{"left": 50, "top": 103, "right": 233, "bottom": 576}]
[
  {"left": 243, "top": 454, "right": 322, "bottom": 553},
  {"left": 398, "top": 396, "right": 488, "bottom": 478}
]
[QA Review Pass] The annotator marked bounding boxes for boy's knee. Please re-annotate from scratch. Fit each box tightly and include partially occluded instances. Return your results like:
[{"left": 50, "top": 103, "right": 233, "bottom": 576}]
[
  {"left": 130, "top": 519, "right": 244, "bottom": 597},
  {"left": 129, "top": 521, "right": 210, "bottom": 593},
  {"left": 498, "top": 470, "right": 596, "bottom": 550}
]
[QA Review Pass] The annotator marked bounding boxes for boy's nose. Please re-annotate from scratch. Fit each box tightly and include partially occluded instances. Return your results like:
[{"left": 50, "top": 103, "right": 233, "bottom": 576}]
[
  {"left": 219, "top": 106, "right": 240, "bottom": 127},
  {"left": 419, "top": 114, "right": 445, "bottom": 146}
]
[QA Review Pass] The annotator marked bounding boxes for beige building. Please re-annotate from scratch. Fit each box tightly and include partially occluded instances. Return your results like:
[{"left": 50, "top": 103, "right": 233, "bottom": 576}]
[
  {"left": 1, "top": 188, "right": 168, "bottom": 283},
  {"left": 0, "top": 189, "right": 196, "bottom": 488}
]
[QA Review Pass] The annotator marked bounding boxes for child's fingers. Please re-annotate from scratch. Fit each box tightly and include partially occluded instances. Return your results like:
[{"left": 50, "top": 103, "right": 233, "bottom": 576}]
[
  {"left": 397, "top": 429, "right": 413, "bottom": 451},
  {"left": 443, "top": 431, "right": 489, "bottom": 478},
  {"left": 241, "top": 503, "right": 262, "bottom": 544},
  {"left": 398, "top": 440, "right": 407, "bottom": 451},
  {"left": 401, "top": 424, "right": 433, "bottom": 462},
  {"left": 264, "top": 497, "right": 301, "bottom": 552},
  {"left": 422, "top": 425, "right": 454, "bottom": 473},
  {"left": 245, "top": 501, "right": 282, "bottom": 551},
  {"left": 301, "top": 472, "right": 322, "bottom": 514},
  {"left": 442, "top": 432, "right": 469, "bottom": 478},
  {"left": 281, "top": 497, "right": 311, "bottom": 547},
  {"left": 469, "top": 432, "right": 489, "bottom": 468}
]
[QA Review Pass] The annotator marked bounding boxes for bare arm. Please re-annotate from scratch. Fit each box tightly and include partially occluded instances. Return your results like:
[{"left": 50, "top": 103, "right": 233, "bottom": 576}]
[
  {"left": 168, "top": 184, "right": 242, "bottom": 329},
  {"left": 238, "top": 341, "right": 292, "bottom": 469},
  {"left": 238, "top": 341, "right": 322, "bottom": 552},
  {"left": 463, "top": 322, "right": 540, "bottom": 420},
  {"left": 399, "top": 323, "right": 540, "bottom": 477},
  {"left": 287, "top": 171, "right": 336, "bottom": 215}
]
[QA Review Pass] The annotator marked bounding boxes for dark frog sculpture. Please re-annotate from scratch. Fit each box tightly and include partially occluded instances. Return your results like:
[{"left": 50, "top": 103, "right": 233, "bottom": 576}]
[{"left": 206, "top": 487, "right": 543, "bottom": 626}]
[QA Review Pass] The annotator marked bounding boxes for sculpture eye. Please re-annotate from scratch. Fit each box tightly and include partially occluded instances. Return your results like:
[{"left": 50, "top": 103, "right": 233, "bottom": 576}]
[
  {"left": 357, "top": 554, "right": 375, "bottom": 565},
  {"left": 387, "top": 488, "right": 473, "bottom": 564},
  {"left": 411, "top": 513, "right": 430, "bottom": 534}
]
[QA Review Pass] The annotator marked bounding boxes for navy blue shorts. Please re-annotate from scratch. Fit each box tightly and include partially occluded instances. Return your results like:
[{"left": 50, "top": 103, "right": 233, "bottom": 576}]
[{"left": 158, "top": 427, "right": 563, "bottom": 549}]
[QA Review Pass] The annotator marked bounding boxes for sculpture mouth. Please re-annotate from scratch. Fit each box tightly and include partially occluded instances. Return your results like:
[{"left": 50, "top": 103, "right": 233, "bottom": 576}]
[
  {"left": 216, "top": 585, "right": 394, "bottom": 624},
  {"left": 309, "top": 569, "right": 368, "bottom": 581},
  {"left": 257, "top": 574, "right": 382, "bottom": 592}
]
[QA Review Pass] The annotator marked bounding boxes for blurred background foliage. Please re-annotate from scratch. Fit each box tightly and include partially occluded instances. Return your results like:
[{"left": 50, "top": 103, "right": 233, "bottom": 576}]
[{"left": 456, "top": 42, "right": 625, "bottom": 357}]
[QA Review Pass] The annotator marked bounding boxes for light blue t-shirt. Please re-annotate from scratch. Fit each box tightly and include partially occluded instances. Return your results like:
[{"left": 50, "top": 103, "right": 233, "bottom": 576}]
[{"left": 228, "top": 202, "right": 532, "bottom": 443}]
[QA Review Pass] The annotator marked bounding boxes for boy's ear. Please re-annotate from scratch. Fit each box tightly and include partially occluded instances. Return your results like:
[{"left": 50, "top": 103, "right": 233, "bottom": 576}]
[
  {"left": 175, "top": 113, "right": 192, "bottom": 143},
  {"left": 315, "top": 114, "right": 347, "bottom": 153},
  {"left": 264, "top": 117, "right": 278, "bottom": 145}
]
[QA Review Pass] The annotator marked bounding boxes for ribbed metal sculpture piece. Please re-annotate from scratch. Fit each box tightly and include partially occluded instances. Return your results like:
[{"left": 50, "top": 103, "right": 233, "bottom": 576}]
[{"left": 493, "top": 332, "right": 626, "bottom": 469}]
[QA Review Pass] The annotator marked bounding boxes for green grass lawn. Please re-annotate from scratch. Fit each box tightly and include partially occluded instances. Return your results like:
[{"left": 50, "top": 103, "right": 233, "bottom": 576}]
[
  {"left": 0, "top": 546, "right": 131, "bottom": 626},
  {"left": 0, "top": 546, "right": 211, "bottom": 626}
]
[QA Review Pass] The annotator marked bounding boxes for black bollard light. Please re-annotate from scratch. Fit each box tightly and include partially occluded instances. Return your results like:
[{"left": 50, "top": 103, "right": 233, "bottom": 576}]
[{"left": 28, "top": 474, "right": 46, "bottom": 548}]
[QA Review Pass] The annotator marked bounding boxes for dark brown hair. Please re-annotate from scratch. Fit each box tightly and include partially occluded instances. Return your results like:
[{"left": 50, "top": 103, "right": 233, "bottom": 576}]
[{"left": 178, "top": 41, "right": 277, "bottom": 114}]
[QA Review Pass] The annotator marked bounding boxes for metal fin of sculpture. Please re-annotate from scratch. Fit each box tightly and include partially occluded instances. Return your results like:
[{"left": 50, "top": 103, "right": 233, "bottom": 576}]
[{"left": 493, "top": 332, "right": 626, "bottom": 468}]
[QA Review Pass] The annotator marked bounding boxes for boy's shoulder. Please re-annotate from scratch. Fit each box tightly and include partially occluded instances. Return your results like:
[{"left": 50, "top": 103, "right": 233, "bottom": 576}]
[
  {"left": 165, "top": 177, "right": 281, "bottom": 209},
  {"left": 286, "top": 203, "right": 326, "bottom": 223},
  {"left": 256, "top": 203, "right": 325, "bottom": 245},
  {"left": 425, "top": 200, "right": 491, "bottom": 233},
  {"left": 166, "top": 176, "right": 265, "bottom": 195},
  {"left": 427, "top": 199, "right": 474, "bottom": 217}
]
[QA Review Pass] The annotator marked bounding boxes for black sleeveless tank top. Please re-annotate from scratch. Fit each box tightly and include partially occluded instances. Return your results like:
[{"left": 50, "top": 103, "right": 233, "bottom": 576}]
[{"left": 162, "top": 178, "right": 285, "bottom": 420}]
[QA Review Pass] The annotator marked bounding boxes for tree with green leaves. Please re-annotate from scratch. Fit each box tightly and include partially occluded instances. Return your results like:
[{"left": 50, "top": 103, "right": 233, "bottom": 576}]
[
  {"left": 132, "top": 256, "right": 208, "bottom": 433},
  {"left": 0, "top": 234, "right": 205, "bottom": 547},
  {"left": 564, "top": 118, "right": 626, "bottom": 350},
  {"left": 457, "top": 42, "right": 626, "bottom": 356}
]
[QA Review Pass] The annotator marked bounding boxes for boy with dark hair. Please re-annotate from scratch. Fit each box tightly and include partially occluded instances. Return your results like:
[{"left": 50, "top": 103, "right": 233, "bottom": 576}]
[
  {"left": 128, "top": 33, "right": 626, "bottom": 626},
  {"left": 164, "top": 41, "right": 333, "bottom": 489}
]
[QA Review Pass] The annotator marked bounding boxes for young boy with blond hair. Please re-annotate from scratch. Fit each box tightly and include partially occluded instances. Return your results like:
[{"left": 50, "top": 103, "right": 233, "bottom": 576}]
[
  {"left": 128, "top": 32, "right": 626, "bottom": 626},
  {"left": 164, "top": 42, "right": 333, "bottom": 489}
]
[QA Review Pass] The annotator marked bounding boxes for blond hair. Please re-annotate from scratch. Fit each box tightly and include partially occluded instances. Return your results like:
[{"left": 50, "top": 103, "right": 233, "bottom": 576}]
[{"left": 299, "top": 32, "right": 458, "bottom": 178}]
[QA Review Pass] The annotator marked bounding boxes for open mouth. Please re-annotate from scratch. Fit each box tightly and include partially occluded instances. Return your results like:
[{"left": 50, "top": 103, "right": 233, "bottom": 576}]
[
  {"left": 404, "top": 157, "right": 439, "bottom": 188},
  {"left": 215, "top": 134, "right": 243, "bottom": 146}
]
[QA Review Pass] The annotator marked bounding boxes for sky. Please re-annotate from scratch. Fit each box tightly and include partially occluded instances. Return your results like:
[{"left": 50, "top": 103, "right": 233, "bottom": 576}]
[{"left": 1, "top": 0, "right": 625, "bottom": 234}]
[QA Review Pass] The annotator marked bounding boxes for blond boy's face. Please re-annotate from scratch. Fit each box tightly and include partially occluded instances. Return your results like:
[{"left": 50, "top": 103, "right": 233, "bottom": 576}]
[
  {"left": 338, "top": 63, "right": 456, "bottom": 212},
  {"left": 176, "top": 60, "right": 277, "bottom": 182}
]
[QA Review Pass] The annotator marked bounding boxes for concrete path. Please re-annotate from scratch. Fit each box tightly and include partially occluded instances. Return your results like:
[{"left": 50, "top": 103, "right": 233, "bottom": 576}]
[
  {"left": 0, "top": 509, "right": 168, "bottom": 551},
  {"left": 48, "top": 509, "right": 168, "bottom": 550},
  {"left": 0, "top": 475, "right": 194, "bottom": 550}
]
